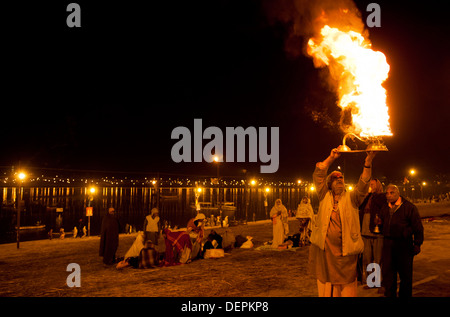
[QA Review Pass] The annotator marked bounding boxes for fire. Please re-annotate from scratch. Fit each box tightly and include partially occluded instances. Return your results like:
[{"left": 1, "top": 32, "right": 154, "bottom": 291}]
[{"left": 307, "top": 25, "right": 392, "bottom": 138}]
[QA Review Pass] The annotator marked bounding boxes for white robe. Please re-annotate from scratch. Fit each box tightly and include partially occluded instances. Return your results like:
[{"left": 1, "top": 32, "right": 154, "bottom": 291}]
[{"left": 270, "top": 205, "right": 288, "bottom": 248}]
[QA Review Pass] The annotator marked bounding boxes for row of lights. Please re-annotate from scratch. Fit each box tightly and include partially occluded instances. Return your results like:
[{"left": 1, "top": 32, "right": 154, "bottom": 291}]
[
  {"left": 4, "top": 171, "right": 315, "bottom": 188},
  {"left": 8, "top": 170, "right": 363, "bottom": 193},
  {"left": 194, "top": 179, "right": 316, "bottom": 193}
]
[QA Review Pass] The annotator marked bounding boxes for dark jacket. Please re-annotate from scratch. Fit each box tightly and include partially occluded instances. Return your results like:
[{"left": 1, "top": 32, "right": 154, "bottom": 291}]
[
  {"left": 99, "top": 213, "right": 120, "bottom": 264},
  {"left": 359, "top": 192, "right": 386, "bottom": 234},
  {"left": 379, "top": 196, "right": 424, "bottom": 247}
]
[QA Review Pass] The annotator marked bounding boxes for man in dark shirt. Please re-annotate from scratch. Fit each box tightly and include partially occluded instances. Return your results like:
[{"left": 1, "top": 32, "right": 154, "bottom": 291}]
[{"left": 379, "top": 184, "right": 424, "bottom": 297}]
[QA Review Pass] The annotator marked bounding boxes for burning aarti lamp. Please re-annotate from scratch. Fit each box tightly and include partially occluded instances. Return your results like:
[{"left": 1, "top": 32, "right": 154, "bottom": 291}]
[{"left": 339, "top": 132, "right": 388, "bottom": 153}]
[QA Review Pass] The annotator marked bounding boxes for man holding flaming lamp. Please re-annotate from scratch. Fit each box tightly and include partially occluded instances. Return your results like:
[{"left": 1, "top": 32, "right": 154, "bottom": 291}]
[{"left": 309, "top": 146, "right": 376, "bottom": 297}]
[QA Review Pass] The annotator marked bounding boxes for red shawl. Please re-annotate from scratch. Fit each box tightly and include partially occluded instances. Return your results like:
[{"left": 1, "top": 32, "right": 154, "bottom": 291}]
[{"left": 162, "top": 229, "right": 192, "bottom": 266}]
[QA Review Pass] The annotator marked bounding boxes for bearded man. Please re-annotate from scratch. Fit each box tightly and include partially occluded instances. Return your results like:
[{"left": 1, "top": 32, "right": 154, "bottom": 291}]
[{"left": 309, "top": 146, "right": 376, "bottom": 297}]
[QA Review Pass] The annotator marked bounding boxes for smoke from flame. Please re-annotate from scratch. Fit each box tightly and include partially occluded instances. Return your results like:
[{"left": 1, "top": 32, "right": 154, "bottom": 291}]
[{"left": 264, "top": 0, "right": 392, "bottom": 138}]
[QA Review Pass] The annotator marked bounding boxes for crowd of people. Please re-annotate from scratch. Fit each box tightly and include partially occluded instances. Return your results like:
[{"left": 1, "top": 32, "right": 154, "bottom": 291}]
[
  {"left": 99, "top": 207, "right": 236, "bottom": 270},
  {"left": 98, "top": 145, "right": 425, "bottom": 298}
]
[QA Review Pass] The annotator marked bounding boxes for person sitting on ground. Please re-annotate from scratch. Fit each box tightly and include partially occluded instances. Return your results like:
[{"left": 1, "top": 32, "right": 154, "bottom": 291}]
[
  {"left": 162, "top": 228, "right": 192, "bottom": 266},
  {"left": 116, "top": 231, "right": 145, "bottom": 269},
  {"left": 116, "top": 232, "right": 160, "bottom": 269},
  {"left": 202, "top": 230, "right": 223, "bottom": 257},
  {"left": 186, "top": 213, "right": 206, "bottom": 260},
  {"left": 138, "top": 240, "right": 160, "bottom": 269}
]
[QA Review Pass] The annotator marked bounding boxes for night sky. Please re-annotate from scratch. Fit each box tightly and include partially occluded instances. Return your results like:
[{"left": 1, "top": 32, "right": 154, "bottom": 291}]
[{"left": 3, "top": 0, "right": 450, "bottom": 183}]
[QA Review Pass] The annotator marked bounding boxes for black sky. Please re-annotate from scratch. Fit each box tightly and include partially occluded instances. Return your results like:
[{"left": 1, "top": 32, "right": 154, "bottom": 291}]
[{"left": 2, "top": 0, "right": 450, "bottom": 182}]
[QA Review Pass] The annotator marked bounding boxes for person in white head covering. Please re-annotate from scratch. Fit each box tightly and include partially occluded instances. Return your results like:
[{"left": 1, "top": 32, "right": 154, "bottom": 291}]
[
  {"left": 270, "top": 199, "right": 288, "bottom": 248},
  {"left": 296, "top": 196, "right": 314, "bottom": 245},
  {"left": 144, "top": 208, "right": 160, "bottom": 245}
]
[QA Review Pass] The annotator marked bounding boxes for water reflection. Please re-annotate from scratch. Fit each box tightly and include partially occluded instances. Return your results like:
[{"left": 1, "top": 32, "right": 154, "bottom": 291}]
[{"left": 1, "top": 185, "right": 308, "bottom": 243}]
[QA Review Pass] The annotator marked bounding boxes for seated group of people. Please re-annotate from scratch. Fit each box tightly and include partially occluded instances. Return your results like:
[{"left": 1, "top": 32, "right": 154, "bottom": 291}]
[{"left": 116, "top": 213, "right": 224, "bottom": 269}]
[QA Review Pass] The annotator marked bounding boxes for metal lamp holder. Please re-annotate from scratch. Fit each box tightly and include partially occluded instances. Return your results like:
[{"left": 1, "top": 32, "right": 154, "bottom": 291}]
[{"left": 339, "top": 132, "right": 389, "bottom": 153}]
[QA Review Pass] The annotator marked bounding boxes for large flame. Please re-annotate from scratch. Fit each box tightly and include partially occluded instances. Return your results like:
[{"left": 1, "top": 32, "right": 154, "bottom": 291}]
[{"left": 307, "top": 25, "right": 392, "bottom": 138}]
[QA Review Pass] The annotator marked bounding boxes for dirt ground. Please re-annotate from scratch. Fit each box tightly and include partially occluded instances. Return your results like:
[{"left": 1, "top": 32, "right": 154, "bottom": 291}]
[{"left": 1, "top": 211, "right": 450, "bottom": 298}]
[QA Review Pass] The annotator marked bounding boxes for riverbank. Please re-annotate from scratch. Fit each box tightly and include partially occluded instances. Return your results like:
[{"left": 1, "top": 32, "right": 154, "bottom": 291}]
[{"left": 1, "top": 210, "right": 450, "bottom": 298}]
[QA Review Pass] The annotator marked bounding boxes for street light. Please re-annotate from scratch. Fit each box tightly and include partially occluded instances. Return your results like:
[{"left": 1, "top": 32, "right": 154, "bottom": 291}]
[
  {"left": 212, "top": 155, "right": 222, "bottom": 226},
  {"left": 16, "top": 171, "right": 27, "bottom": 249},
  {"left": 264, "top": 187, "right": 270, "bottom": 219},
  {"left": 409, "top": 169, "right": 416, "bottom": 202},
  {"left": 250, "top": 180, "right": 257, "bottom": 222},
  {"left": 88, "top": 186, "right": 96, "bottom": 204},
  {"left": 87, "top": 186, "right": 97, "bottom": 237},
  {"left": 195, "top": 187, "right": 202, "bottom": 213},
  {"left": 421, "top": 181, "right": 427, "bottom": 202},
  {"left": 309, "top": 185, "right": 316, "bottom": 210},
  {"left": 245, "top": 179, "right": 256, "bottom": 221}
]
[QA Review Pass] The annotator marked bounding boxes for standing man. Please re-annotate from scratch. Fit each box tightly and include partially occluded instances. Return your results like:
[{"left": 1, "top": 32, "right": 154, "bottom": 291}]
[
  {"left": 380, "top": 184, "right": 424, "bottom": 297},
  {"left": 99, "top": 207, "right": 120, "bottom": 265},
  {"left": 359, "top": 178, "right": 384, "bottom": 285},
  {"left": 144, "top": 208, "right": 160, "bottom": 246},
  {"left": 309, "top": 146, "right": 376, "bottom": 297}
]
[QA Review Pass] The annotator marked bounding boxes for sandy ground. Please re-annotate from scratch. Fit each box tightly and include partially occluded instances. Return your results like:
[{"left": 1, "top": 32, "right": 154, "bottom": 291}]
[{"left": 1, "top": 203, "right": 449, "bottom": 298}]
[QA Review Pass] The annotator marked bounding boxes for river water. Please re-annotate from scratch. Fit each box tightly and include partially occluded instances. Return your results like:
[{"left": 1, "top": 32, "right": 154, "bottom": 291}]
[{"left": 1, "top": 185, "right": 310, "bottom": 243}]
